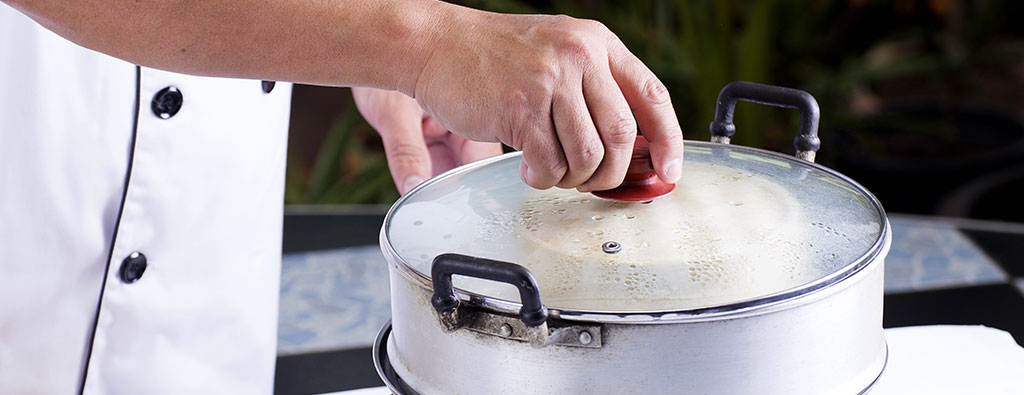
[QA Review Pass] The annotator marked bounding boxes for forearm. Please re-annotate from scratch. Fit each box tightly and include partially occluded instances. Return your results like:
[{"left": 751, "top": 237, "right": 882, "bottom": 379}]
[
  {"left": 9, "top": 0, "right": 686, "bottom": 191},
  {"left": 5, "top": 0, "right": 456, "bottom": 94}
]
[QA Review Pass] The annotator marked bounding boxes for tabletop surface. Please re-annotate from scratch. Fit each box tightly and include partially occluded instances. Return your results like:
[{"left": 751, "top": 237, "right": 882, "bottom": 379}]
[{"left": 273, "top": 207, "right": 1024, "bottom": 395}]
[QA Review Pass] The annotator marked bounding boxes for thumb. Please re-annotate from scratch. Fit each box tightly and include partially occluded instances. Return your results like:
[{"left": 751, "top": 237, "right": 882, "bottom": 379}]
[
  {"left": 353, "top": 88, "right": 432, "bottom": 194},
  {"left": 380, "top": 115, "right": 436, "bottom": 193},
  {"left": 380, "top": 122, "right": 432, "bottom": 195}
]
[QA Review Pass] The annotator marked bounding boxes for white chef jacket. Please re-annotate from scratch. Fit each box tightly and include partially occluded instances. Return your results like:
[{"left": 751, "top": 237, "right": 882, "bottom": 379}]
[{"left": 1, "top": 4, "right": 293, "bottom": 394}]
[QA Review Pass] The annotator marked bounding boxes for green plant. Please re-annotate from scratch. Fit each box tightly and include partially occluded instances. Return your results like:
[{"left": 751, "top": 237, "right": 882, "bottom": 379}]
[
  {"left": 285, "top": 93, "right": 399, "bottom": 205},
  {"left": 284, "top": 0, "right": 1024, "bottom": 205}
]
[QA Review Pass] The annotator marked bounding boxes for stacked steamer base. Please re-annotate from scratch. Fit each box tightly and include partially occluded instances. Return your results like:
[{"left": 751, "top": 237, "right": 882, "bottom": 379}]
[{"left": 375, "top": 82, "right": 891, "bottom": 395}]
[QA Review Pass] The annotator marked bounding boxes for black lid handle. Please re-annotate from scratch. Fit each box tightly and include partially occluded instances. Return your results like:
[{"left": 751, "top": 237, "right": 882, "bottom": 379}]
[
  {"left": 708, "top": 81, "right": 821, "bottom": 162},
  {"left": 431, "top": 253, "right": 549, "bottom": 327}
]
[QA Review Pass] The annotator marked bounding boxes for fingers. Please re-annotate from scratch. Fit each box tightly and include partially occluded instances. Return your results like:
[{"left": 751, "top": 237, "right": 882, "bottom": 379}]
[
  {"left": 358, "top": 86, "right": 505, "bottom": 193},
  {"left": 427, "top": 137, "right": 501, "bottom": 177},
  {"left": 518, "top": 112, "right": 568, "bottom": 190},
  {"left": 607, "top": 41, "right": 684, "bottom": 184},
  {"left": 424, "top": 115, "right": 504, "bottom": 176},
  {"left": 352, "top": 88, "right": 432, "bottom": 194},
  {"left": 426, "top": 141, "right": 458, "bottom": 177},
  {"left": 421, "top": 116, "right": 458, "bottom": 176},
  {"left": 576, "top": 67, "right": 637, "bottom": 192},
  {"left": 380, "top": 118, "right": 433, "bottom": 194},
  {"left": 551, "top": 85, "right": 604, "bottom": 189},
  {"left": 454, "top": 139, "right": 504, "bottom": 166}
]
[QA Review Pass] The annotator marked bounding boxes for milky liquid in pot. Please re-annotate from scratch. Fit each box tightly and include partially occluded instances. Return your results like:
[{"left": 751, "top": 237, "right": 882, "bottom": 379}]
[{"left": 387, "top": 152, "right": 881, "bottom": 312}]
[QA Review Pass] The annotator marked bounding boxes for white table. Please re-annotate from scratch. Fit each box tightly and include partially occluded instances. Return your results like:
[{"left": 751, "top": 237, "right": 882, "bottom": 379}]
[{"left": 325, "top": 325, "right": 1024, "bottom": 395}]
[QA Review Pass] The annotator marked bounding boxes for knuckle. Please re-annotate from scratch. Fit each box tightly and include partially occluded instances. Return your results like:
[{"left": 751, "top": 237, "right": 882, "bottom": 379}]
[
  {"left": 572, "top": 140, "right": 604, "bottom": 169},
  {"left": 544, "top": 156, "right": 569, "bottom": 179},
  {"left": 522, "top": 171, "right": 547, "bottom": 189},
  {"left": 552, "top": 14, "right": 577, "bottom": 26},
  {"left": 546, "top": 16, "right": 605, "bottom": 61},
  {"left": 640, "top": 76, "right": 672, "bottom": 107},
  {"left": 556, "top": 32, "right": 590, "bottom": 58},
  {"left": 579, "top": 18, "right": 609, "bottom": 34},
  {"left": 526, "top": 159, "right": 566, "bottom": 189},
  {"left": 603, "top": 112, "right": 638, "bottom": 145},
  {"left": 528, "top": 153, "right": 568, "bottom": 186},
  {"left": 526, "top": 60, "right": 560, "bottom": 93}
]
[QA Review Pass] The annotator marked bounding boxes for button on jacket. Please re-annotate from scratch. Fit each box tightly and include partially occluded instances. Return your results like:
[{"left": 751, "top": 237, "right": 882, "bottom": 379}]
[{"left": 1, "top": 4, "right": 292, "bottom": 394}]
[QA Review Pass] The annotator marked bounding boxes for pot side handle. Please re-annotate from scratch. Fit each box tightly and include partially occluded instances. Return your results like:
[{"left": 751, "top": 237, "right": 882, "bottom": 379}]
[
  {"left": 430, "top": 253, "right": 549, "bottom": 327},
  {"left": 709, "top": 81, "right": 821, "bottom": 162}
]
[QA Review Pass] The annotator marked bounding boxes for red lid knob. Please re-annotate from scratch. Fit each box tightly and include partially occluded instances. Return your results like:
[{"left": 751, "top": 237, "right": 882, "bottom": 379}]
[{"left": 591, "top": 136, "right": 676, "bottom": 202}]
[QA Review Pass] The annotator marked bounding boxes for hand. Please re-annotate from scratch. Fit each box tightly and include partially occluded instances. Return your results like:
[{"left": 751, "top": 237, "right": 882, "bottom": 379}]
[
  {"left": 352, "top": 87, "right": 504, "bottom": 194},
  {"left": 411, "top": 7, "right": 684, "bottom": 191}
]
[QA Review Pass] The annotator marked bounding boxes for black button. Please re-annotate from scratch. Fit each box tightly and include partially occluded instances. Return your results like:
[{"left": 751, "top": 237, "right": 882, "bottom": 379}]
[
  {"left": 120, "top": 251, "right": 148, "bottom": 283},
  {"left": 151, "top": 86, "right": 183, "bottom": 119},
  {"left": 261, "top": 80, "right": 275, "bottom": 94}
]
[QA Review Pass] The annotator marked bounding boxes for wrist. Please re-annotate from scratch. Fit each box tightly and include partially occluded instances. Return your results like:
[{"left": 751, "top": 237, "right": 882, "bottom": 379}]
[{"left": 383, "top": 0, "right": 465, "bottom": 97}]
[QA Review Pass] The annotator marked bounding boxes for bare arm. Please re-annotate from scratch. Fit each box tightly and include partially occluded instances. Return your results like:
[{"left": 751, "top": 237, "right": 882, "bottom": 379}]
[
  {"left": 5, "top": 0, "right": 444, "bottom": 93},
  {"left": 7, "top": 0, "right": 684, "bottom": 190}
]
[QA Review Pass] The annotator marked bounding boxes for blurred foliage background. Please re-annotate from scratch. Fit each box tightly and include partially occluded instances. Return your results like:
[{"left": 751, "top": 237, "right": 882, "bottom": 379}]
[{"left": 285, "top": 0, "right": 1024, "bottom": 219}]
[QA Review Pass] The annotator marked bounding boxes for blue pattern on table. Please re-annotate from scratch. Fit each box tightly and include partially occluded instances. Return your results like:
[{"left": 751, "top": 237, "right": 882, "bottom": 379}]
[
  {"left": 884, "top": 216, "right": 1007, "bottom": 293},
  {"left": 278, "top": 246, "right": 392, "bottom": 356}
]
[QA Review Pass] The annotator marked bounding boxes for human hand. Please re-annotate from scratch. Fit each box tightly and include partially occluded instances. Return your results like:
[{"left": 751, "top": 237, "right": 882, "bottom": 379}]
[
  {"left": 352, "top": 87, "right": 504, "bottom": 194},
  {"left": 10, "top": 0, "right": 681, "bottom": 193},
  {"left": 410, "top": 6, "right": 684, "bottom": 192}
]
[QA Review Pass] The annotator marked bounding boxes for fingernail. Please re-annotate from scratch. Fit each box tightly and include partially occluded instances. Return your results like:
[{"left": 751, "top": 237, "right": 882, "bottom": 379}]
[
  {"left": 401, "top": 175, "right": 426, "bottom": 194},
  {"left": 663, "top": 159, "right": 681, "bottom": 184}
]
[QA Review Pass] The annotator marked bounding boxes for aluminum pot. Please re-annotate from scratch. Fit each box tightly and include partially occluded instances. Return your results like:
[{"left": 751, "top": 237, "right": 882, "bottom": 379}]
[{"left": 375, "top": 82, "right": 891, "bottom": 395}]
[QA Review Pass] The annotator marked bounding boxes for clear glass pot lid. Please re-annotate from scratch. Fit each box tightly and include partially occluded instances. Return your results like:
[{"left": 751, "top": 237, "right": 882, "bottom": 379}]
[{"left": 383, "top": 142, "right": 886, "bottom": 313}]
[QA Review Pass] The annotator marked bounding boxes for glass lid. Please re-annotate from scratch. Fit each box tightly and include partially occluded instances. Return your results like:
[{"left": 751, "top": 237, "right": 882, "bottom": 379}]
[{"left": 383, "top": 142, "right": 886, "bottom": 313}]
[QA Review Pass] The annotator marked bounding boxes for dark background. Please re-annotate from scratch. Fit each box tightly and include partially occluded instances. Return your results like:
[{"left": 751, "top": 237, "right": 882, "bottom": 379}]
[
  {"left": 276, "top": 2, "right": 1024, "bottom": 393},
  {"left": 285, "top": 0, "right": 1024, "bottom": 222}
]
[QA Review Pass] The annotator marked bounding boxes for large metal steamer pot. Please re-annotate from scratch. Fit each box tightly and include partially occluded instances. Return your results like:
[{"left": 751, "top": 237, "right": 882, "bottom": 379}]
[{"left": 375, "top": 82, "right": 892, "bottom": 394}]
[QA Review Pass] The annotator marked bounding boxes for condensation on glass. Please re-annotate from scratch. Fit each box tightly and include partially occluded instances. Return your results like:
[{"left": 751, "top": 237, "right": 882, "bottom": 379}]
[{"left": 385, "top": 143, "right": 884, "bottom": 312}]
